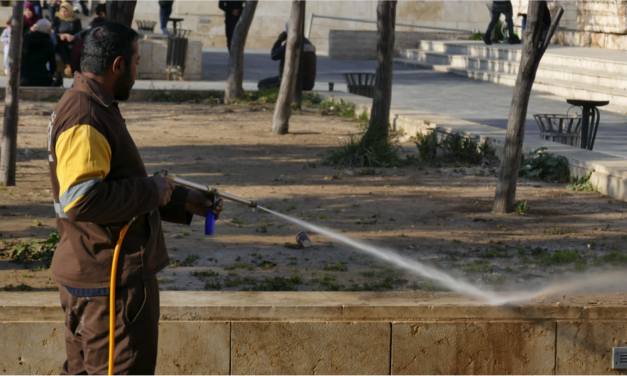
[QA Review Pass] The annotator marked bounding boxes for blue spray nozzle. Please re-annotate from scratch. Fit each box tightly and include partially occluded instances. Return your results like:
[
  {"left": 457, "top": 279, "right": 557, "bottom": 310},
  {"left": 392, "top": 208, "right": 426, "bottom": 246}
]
[{"left": 205, "top": 208, "right": 215, "bottom": 235}]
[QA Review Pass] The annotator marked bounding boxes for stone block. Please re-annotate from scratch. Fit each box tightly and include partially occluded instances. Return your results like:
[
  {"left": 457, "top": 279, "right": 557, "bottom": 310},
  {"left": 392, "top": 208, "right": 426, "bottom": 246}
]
[
  {"left": 397, "top": 1, "right": 444, "bottom": 22},
  {"left": 0, "top": 322, "right": 65, "bottom": 375},
  {"left": 556, "top": 321, "right": 627, "bottom": 375},
  {"left": 138, "top": 40, "right": 152, "bottom": 75},
  {"left": 231, "top": 321, "right": 390, "bottom": 375},
  {"left": 392, "top": 321, "right": 556, "bottom": 374},
  {"left": 156, "top": 321, "right": 230, "bottom": 375}
]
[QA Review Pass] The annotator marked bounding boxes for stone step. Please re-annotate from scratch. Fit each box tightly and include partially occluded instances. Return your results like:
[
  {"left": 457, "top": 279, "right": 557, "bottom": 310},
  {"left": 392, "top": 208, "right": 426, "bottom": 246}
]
[
  {"left": 398, "top": 49, "right": 627, "bottom": 91},
  {"left": 394, "top": 58, "right": 627, "bottom": 114},
  {"left": 416, "top": 40, "right": 627, "bottom": 75}
]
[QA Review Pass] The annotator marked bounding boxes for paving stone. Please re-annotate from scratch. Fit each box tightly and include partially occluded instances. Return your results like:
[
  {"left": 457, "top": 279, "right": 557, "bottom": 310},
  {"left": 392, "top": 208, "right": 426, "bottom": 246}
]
[
  {"left": 231, "top": 321, "right": 390, "bottom": 375},
  {"left": 392, "top": 321, "right": 556, "bottom": 374}
]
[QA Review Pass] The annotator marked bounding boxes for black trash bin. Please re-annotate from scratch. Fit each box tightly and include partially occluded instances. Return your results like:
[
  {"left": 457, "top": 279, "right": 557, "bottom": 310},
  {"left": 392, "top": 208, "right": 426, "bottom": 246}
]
[{"left": 166, "top": 29, "right": 192, "bottom": 81}]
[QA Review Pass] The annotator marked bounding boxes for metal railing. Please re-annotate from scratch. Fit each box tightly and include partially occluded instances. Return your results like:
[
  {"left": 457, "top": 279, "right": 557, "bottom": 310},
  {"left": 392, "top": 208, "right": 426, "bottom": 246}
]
[{"left": 306, "top": 13, "right": 476, "bottom": 39}]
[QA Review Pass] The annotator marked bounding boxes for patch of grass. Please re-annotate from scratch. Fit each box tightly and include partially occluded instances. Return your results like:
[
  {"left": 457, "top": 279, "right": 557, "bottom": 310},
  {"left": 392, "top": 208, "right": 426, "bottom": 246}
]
[
  {"left": 180, "top": 254, "right": 199, "bottom": 266},
  {"left": 325, "top": 283, "right": 342, "bottom": 291},
  {"left": 224, "top": 261, "right": 254, "bottom": 271},
  {"left": 4, "top": 283, "right": 33, "bottom": 291},
  {"left": 324, "top": 262, "right": 348, "bottom": 272},
  {"left": 479, "top": 246, "right": 511, "bottom": 259},
  {"left": 259, "top": 260, "right": 277, "bottom": 269},
  {"left": 514, "top": 200, "right": 528, "bottom": 215},
  {"left": 224, "top": 274, "right": 243, "bottom": 287},
  {"left": 567, "top": 170, "right": 595, "bottom": 192},
  {"left": 471, "top": 31, "right": 485, "bottom": 41},
  {"left": 252, "top": 276, "right": 301, "bottom": 291},
  {"left": 157, "top": 278, "right": 173, "bottom": 284},
  {"left": 230, "top": 217, "right": 249, "bottom": 227},
  {"left": 148, "top": 90, "right": 223, "bottom": 104},
  {"left": 519, "top": 147, "right": 570, "bottom": 183},
  {"left": 463, "top": 260, "right": 491, "bottom": 273},
  {"left": 543, "top": 227, "right": 564, "bottom": 235},
  {"left": 601, "top": 252, "right": 627, "bottom": 265},
  {"left": 358, "top": 168, "right": 376, "bottom": 175},
  {"left": 21, "top": 273, "right": 34, "bottom": 278},
  {"left": 536, "top": 249, "right": 583, "bottom": 266},
  {"left": 190, "top": 270, "right": 219, "bottom": 279},
  {"left": 4, "top": 232, "right": 59, "bottom": 269},
  {"left": 359, "top": 270, "right": 375, "bottom": 278},
  {"left": 204, "top": 280, "right": 222, "bottom": 290}
]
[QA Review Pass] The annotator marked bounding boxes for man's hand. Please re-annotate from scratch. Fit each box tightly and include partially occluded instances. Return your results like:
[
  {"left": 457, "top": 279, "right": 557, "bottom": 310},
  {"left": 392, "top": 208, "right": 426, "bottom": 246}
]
[
  {"left": 149, "top": 176, "right": 175, "bottom": 206},
  {"left": 67, "top": 34, "right": 75, "bottom": 42},
  {"left": 185, "top": 190, "right": 224, "bottom": 219},
  {"left": 278, "top": 31, "right": 288, "bottom": 42}
]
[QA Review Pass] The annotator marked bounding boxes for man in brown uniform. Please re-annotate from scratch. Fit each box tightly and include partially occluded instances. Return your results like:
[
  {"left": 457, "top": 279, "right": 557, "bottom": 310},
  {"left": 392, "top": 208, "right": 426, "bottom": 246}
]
[{"left": 47, "top": 21, "right": 223, "bottom": 374}]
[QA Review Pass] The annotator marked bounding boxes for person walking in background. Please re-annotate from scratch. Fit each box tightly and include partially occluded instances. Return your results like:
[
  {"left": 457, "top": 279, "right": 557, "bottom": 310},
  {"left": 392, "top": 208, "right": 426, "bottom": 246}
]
[
  {"left": 159, "top": 0, "right": 174, "bottom": 35},
  {"left": 484, "top": 0, "right": 519, "bottom": 45},
  {"left": 52, "top": 1, "right": 82, "bottom": 77},
  {"left": 219, "top": 1, "right": 244, "bottom": 51},
  {"left": 1, "top": 21, "right": 10, "bottom": 75},
  {"left": 517, "top": 0, "right": 528, "bottom": 36}
]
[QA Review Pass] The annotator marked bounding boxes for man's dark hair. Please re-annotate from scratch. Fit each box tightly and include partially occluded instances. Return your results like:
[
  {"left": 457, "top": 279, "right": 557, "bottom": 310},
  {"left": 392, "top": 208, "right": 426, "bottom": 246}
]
[
  {"left": 94, "top": 3, "right": 106, "bottom": 16},
  {"left": 80, "top": 21, "right": 138, "bottom": 76}
]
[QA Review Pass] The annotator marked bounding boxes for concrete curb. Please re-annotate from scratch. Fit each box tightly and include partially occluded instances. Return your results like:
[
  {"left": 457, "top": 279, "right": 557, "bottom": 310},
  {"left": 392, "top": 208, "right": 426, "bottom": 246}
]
[
  {"left": 1, "top": 291, "right": 626, "bottom": 374},
  {"left": 317, "top": 90, "right": 627, "bottom": 202}
]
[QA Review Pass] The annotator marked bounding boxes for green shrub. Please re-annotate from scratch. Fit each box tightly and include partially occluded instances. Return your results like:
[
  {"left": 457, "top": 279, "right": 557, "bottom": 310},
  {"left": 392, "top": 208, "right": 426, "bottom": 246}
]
[
  {"left": 323, "top": 133, "right": 403, "bottom": 168},
  {"left": 4, "top": 232, "right": 60, "bottom": 268},
  {"left": 567, "top": 170, "right": 595, "bottom": 192},
  {"left": 515, "top": 200, "right": 528, "bottom": 215},
  {"left": 440, "top": 133, "right": 485, "bottom": 164},
  {"left": 415, "top": 131, "right": 438, "bottom": 162},
  {"left": 471, "top": 32, "right": 484, "bottom": 41},
  {"left": 519, "top": 148, "right": 570, "bottom": 183}
]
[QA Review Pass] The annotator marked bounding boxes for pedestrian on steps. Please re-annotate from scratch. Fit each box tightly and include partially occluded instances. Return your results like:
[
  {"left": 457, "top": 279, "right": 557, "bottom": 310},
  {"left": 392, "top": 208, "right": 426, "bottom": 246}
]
[
  {"left": 159, "top": 0, "right": 174, "bottom": 35},
  {"left": 484, "top": 0, "right": 520, "bottom": 45},
  {"left": 219, "top": 1, "right": 244, "bottom": 51},
  {"left": 517, "top": 0, "right": 529, "bottom": 36}
]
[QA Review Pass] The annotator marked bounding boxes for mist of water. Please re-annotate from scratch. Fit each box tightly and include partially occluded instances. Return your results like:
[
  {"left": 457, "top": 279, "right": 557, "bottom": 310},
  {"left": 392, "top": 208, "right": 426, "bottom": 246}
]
[{"left": 258, "top": 206, "right": 627, "bottom": 305}]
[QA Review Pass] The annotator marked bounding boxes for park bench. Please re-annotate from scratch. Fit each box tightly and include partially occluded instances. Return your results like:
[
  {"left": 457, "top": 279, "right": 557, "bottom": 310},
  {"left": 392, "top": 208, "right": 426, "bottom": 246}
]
[{"left": 342, "top": 72, "right": 376, "bottom": 98}]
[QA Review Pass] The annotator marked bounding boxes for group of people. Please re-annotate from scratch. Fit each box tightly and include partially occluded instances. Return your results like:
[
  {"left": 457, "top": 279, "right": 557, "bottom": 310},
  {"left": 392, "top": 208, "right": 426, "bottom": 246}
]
[{"left": 3, "top": 0, "right": 105, "bottom": 87}]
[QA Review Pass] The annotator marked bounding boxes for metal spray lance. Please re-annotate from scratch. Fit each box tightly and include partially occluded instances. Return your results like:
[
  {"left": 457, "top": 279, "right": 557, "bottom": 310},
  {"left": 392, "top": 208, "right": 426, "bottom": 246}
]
[{"left": 154, "top": 170, "right": 257, "bottom": 235}]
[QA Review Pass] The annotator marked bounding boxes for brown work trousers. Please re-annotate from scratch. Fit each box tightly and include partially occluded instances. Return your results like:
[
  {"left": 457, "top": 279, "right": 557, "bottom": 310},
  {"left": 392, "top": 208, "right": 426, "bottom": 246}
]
[{"left": 59, "top": 275, "right": 160, "bottom": 375}]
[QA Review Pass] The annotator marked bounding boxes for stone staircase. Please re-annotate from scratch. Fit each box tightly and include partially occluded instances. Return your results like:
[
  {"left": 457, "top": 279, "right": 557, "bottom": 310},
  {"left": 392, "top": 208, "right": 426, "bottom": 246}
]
[{"left": 395, "top": 40, "right": 627, "bottom": 113}]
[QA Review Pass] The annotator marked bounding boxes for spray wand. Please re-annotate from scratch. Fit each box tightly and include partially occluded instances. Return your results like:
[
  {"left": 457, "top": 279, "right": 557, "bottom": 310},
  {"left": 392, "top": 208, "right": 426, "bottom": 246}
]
[{"left": 154, "top": 170, "right": 257, "bottom": 235}]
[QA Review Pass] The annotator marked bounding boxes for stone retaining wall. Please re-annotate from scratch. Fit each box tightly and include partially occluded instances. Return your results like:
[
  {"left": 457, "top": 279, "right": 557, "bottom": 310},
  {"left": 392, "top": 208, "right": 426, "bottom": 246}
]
[
  {"left": 329, "top": 30, "right": 469, "bottom": 60},
  {"left": 1, "top": 291, "right": 626, "bottom": 374}
]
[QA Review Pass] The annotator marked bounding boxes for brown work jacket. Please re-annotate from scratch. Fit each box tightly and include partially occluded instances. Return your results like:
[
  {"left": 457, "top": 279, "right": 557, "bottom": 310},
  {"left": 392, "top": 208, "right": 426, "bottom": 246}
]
[{"left": 47, "top": 72, "right": 191, "bottom": 289}]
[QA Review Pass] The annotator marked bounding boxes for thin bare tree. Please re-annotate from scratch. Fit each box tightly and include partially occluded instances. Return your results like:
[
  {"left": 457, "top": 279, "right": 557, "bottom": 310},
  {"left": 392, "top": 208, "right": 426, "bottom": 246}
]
[
  {"left": 493, "top": 2, "right": 563, "bottom": 213},
  {"left": 271, "top": 0, "right": 305, "bottom": 135},
  {"left": 106, "top": 0, "right": 137, "bottom": 27},
  {"left": 0, "top": 0, "right": 24, "bottom": 186},
  {"left": 225, "top": 0, "right": 258, "bottom": 104},
  {"left": 363, "top": 0, "right": 397, "bottom": 143}
]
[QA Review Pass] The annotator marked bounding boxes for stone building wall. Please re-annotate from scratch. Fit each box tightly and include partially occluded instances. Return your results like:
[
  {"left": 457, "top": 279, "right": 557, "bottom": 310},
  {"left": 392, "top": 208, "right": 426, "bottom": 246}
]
[{"left": 131, "top": 0, "right": 494, "bottom": 55}]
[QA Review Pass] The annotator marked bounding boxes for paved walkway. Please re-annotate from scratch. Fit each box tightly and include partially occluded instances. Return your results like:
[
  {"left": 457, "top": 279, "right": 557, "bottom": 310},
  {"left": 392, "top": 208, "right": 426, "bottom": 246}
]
[{"left": 198, "top": 46, "right": 627, "bottom": 159}]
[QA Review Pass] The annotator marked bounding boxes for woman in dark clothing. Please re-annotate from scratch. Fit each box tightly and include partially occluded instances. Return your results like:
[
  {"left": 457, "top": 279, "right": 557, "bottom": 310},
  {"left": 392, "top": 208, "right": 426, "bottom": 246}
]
[
  {"left": 21, "top": 19, "right": 57, "bottom": 86},
  {"left": 52, "top": 1, "right": 82, "bottom": 77},
  {"left": 23, "top": 2, "right": 41, "bottom": 34}
]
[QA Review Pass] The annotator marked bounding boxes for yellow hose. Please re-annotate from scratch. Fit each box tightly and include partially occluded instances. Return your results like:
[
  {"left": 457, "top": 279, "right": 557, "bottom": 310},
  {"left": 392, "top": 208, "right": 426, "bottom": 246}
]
[{"left": 108, "top": 218, "right": 135, "bottom": 376}]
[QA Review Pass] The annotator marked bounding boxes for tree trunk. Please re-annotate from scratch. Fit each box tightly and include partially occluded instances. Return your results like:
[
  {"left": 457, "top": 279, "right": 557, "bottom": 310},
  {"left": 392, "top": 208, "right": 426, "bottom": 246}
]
[
  {"left": 224, "top": 1, "right": 258, "bottom": 104},
  {"left": 293, "top": 1, "right": 306, "bottom": 110},
  {"left": 364, "top": 0, "right": 396, "bottom": 143},
  {"left": 0, "top": 1, "right": 24, "bottom": 187},
  {"left": 493, "top": 1, "right": 563, "bottom": 213},
  {"left": 106, "top": 0, "right": 137, "bottom": 27},
  {"left": 271, "top": 0, "right": 305, "bottom": 135}
]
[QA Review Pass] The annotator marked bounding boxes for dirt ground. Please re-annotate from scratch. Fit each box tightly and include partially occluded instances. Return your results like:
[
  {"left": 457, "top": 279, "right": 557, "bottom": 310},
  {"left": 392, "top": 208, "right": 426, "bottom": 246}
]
[{"left": 1, "top": 100, "right": 627, "bottom": 293}]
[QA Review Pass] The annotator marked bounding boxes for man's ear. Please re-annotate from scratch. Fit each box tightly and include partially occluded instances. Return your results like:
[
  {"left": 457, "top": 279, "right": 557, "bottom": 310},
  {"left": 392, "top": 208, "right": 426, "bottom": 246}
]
[{"left": 111, "top": 56, "right": 125, "bottom": 75}]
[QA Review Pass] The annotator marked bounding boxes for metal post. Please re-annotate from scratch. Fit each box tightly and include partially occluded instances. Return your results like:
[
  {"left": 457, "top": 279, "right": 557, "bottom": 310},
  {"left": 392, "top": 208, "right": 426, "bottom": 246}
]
[
  {"left": 295, "top": 2, "right": 306, "bottom": 109},
  {"left": 306, "top": 12, "right": 314, "bottom": 39}
]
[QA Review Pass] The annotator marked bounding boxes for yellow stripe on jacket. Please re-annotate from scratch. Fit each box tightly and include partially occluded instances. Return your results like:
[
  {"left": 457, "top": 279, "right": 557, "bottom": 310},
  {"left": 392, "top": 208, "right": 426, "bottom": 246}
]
[{"left": 56, "top": 124, "right": 111, "bottom": 213}]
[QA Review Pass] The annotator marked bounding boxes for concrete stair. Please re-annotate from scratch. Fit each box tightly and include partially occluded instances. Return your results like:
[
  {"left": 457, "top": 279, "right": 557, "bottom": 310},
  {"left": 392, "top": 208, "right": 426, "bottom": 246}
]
[{"left": 395, "top": 41, "right": 627, "bottom": 113}]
